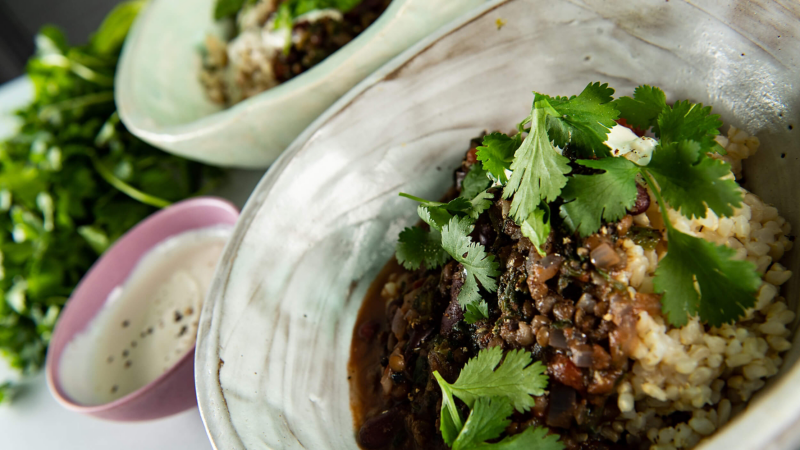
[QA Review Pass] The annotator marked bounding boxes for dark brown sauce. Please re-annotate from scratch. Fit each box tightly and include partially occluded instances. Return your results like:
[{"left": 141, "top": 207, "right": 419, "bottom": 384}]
[{"left": 348, "top": 258, "right": 403, "bottom": 434}]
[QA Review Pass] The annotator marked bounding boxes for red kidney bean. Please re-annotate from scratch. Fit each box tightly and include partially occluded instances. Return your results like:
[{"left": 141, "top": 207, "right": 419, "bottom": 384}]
[{"left": 629, "top": 183, "right": 651, "bottom": 215}]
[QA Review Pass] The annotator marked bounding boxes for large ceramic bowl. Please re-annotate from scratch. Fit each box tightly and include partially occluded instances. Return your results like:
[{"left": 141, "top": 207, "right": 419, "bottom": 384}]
[
  {"left": 195, "top": 0, "right": 800, "bottom": 448},
  {"left": 116, "top": 0, "right": 488, "bottom": 168}
]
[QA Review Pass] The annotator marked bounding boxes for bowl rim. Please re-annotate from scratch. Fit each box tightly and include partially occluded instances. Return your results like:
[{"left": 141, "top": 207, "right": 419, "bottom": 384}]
[
  {"left": 116, "top": 0, "right": 412, "bottom": 141},
  {"left": 45, "top": 196, "right": 239, "bottom": 416},
  {"left": 194, "top": 0, "right": 510, "bottom": 447}
]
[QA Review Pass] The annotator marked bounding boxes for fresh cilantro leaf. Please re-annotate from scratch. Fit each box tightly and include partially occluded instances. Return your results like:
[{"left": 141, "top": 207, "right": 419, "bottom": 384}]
[
  {"left": 273, "top": 0, "right": 363, "bottom": 28},
  {"left": 463, "top": 300, "right": 490, "bottom": 324},
  {"left": 503, "top": 99, "right": 571, "bottom": 223},
  {"left": 520, "top": 206, "right": 550, "bottom": 257},
  {"left": 559, "top": 157, "right": 640, "bottom": 236},
  {"left": 441, "top": 216, "right": 500, "bottom": 322},
  {"left": 468, "top": 191, "right": 493, "bottom": 219},
  {"left": 416, "top": 204, "right": 453, "bottom": 231},
  {"left": 434, "top": 348, "right": 554, "bottom": 449},
  {"left": 612, "top": 85, "right": 667, "bottom": 131},
  {"left": 476, "top": 133, "right": 519, "bottom": 184},
  {"left": 91, "top": 1, "right": 145, "bottom": 54},
  {"left": 537, "top": 82, "right": 619, "bottom": 158},
  {"left": 440, "top": 390, "right": 463, "bottom": 447},
  {"left": 0, "top": 9, "right": 225, "bottom": 402},
  {"left": 653, "top": 228, "right": 761, "bottom": 327},
  {"left": 471, "top": 426, "right": 564, "bottom": 450},
  {"left": 461, "top": 163, "right": 492, "bottom": 199},
  {"left": 395, "top": 226, "right": 449, "bottom": 271},
  {"left": 214, "top": 0, "right": 247, "bottom": 20},
  {"left": 451, "top": 396, "right": 513, "bottom": 450},
  {"left": 401, "top": 191, "right": 490, "bottom": 230},
  {"left": 646, "top": 141, "right": 742, "bottom": 219},
  {"left": 437, "top": 346, "right": 548, "bottom": 412},
  {"left": 657, "top": 99, "right": 724, "bottom": 154}
]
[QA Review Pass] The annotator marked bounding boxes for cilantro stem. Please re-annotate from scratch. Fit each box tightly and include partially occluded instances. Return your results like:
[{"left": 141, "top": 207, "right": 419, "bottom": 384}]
[
  {"left": 90, "top": 155, "right": 173, "bottom": 208},
  {"left": 399, "top": 193, "right": 432, "bottom": 204},
  {"left": 39, "top": 54, "right": 115, "bottom": 87},
  {"left": 641, "top": 169, "right": 674, "bottom": 234},
  {"left": 433, "top": 371, "right": 465, "bottom": 431},
  {"left": 39, "top": 91, "right": 114, "bottom": 121}
]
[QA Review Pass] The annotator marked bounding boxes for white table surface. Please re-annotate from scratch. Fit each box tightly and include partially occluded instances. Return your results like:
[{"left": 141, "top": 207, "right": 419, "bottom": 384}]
[{"left": 0, "top": 77, "right": 265, "bottom": 449}]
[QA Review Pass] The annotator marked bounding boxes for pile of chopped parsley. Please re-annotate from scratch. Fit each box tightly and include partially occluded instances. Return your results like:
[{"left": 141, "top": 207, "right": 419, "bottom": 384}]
[
  {"left": 397, "top": 82, "right": 763, "bottom": 449},
  {"left": 0, "top": 1, "right": 225, "bottom": 402}
]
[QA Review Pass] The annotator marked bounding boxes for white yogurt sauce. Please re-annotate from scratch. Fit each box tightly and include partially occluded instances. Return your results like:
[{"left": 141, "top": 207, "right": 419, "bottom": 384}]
[
  {"left": 604, "top": 124, "right": 658, "bottom": 166},
  {"left": 59, "top": 226, "right": 231, "bottom": 405}
]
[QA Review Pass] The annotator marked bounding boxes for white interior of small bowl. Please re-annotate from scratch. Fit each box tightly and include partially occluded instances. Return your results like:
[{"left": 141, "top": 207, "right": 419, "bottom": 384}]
[{"left": 196, "top": 0, "right": 800, "bottom": 449}]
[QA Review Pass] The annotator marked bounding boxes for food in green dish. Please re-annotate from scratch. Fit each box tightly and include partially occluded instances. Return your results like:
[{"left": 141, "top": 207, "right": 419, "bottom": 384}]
[
  {"left": 349, "top": 83, "right": 794, "bottom": 449},
  {"left": 0, "top": 1, "right": 225, "bottom": 402},
  {"left": 200, "top": 0, "right": 391, "bottom": 105}
]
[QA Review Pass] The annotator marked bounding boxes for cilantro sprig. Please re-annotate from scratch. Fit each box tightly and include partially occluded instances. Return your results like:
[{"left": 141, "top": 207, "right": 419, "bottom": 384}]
[
  {"left": 441, "top": 216, "right": 500, "bottom": 323},
  {"left": 395, "top": 81, "right": 764, "bottom": 329},
  {"left": 434, "top": 347, "right": 560, "bottom": 450},
  {"left": 396, "top": 185, "right": 499, "bottom": 323}
]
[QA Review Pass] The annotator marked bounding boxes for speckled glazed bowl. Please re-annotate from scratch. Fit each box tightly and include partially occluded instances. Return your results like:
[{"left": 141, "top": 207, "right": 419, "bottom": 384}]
[
  {"left": 116, "top": 0, "right": 489, "bottom": 168},
  {"left": 195, "top": 0, "right": 800, "bottom": 448},
  {"left": 46, "top": 197, "right": 239, "bottom": 421}
]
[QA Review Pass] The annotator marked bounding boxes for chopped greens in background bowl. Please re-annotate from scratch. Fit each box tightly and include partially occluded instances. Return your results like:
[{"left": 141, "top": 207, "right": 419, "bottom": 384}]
[{"left": 0, "top": 2, "right": 226, "bottom": 402}]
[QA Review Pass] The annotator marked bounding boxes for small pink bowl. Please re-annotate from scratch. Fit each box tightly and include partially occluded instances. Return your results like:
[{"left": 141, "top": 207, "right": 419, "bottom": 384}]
[{"left": 45, "top": 197, "right": 239, "bottom": 421}]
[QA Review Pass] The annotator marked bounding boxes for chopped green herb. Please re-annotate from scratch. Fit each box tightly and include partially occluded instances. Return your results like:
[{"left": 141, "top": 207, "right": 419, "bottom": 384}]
[
  {"left": 560, "top": 157, "right": 640, "bottom": 237},
  {"left": 214, "top": 0, "right": 249, "bottom": 20},
  {"left": 0, "top": 4, "right": 224, "bottom": 402},
  {"left": 476, "top": 133, "right": 519, "bottom": 184},
  {"left": 657, "top": 100, "right": 724, "bottom": 154},
  {"left": 536, "top": 82, "right": 619, "bottom": 158},
  {"left": 461, "top": 163, "right": 492, "bottom": 199},
  {"left": 643, "top": 171, "right": 760, "bottom": 327},
  {"left": 435, "top": 346, "right": 548, "bottom": 411},
  {"left": 503, "top": 98, "right": 571, "bottom": 223},
  {"left": 612, "top": 84, "right": 667, "bottom": 131},
  {"left": 394, "top": 80, "right": 764, "bottom": 331},
  {"left": 441, "top": 216, "right": 500, "bottom": 323},
  {"left": 434, "top": 347, "right": 557, "bottom": 449},
  {"left": 646, "top": 140, "right": 741, "bottom": 219},
  {"left": 395, "top": 226, "right": 449, "bottom": 271},
  {"left": 629, "top": 226, "right": 662, "bottom": 250},
  {"left": 519, "top": 205, "right": 551, "bottom": 257}
]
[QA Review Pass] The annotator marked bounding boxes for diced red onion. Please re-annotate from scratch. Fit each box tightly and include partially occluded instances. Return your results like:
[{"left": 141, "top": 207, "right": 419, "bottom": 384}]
[
  {"left": 550, "top": 329, "right": 568, "bottom": 349},
  {"left": 570, "top": 344, "right": 594, "bottom": 368},
  {"left": 590, "top": 243, "right": 621, "bottom": 269}
]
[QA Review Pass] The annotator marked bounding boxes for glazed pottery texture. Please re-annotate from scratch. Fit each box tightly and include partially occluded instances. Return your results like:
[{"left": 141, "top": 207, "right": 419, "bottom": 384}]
[
  {"left": 195, "top": 0, "right": 800, "bottom": 448},
  {"left": 116, "top": 0, "right": 489, "bottom": 168}
]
